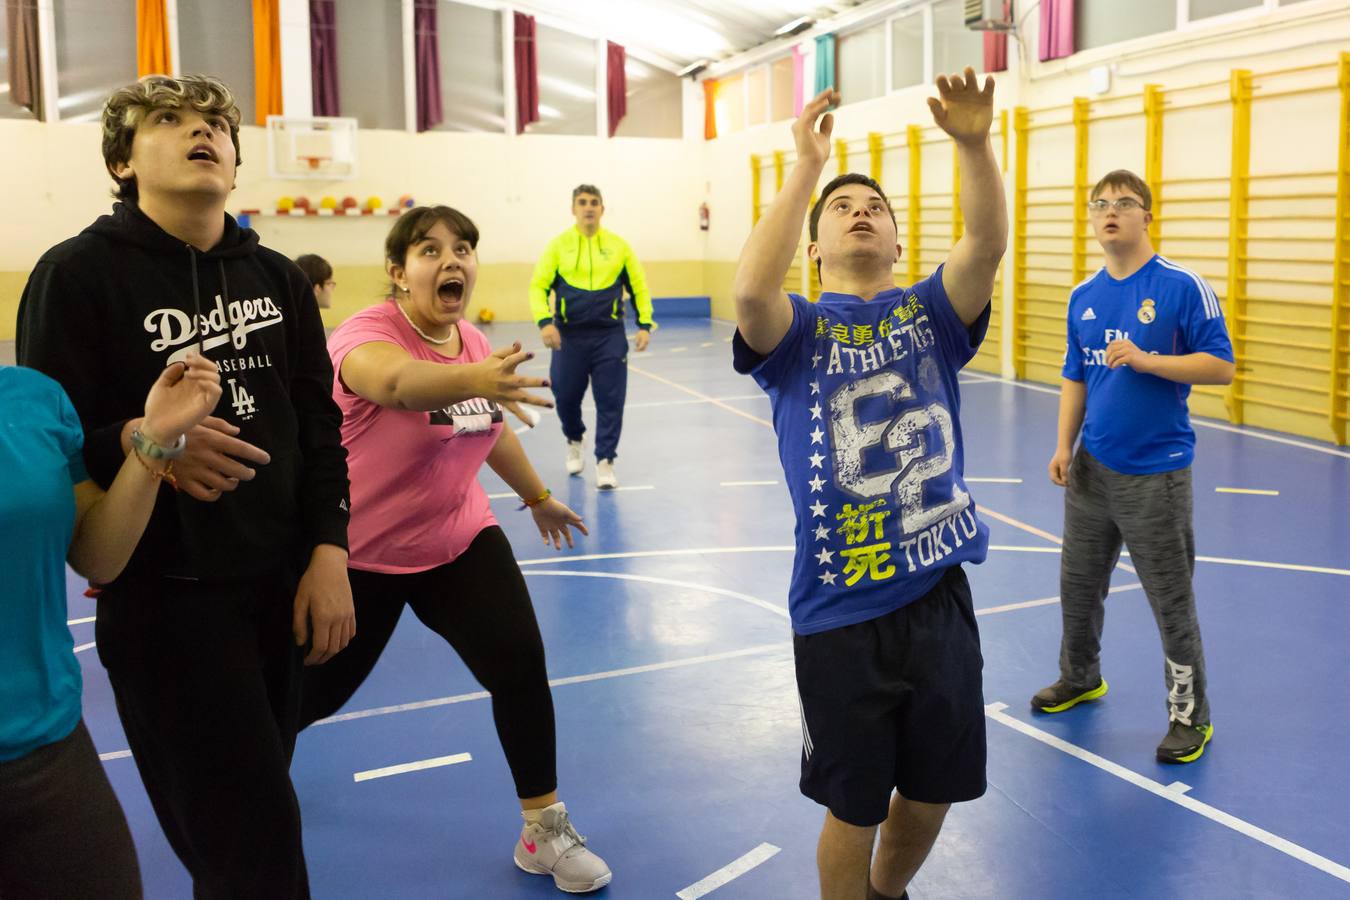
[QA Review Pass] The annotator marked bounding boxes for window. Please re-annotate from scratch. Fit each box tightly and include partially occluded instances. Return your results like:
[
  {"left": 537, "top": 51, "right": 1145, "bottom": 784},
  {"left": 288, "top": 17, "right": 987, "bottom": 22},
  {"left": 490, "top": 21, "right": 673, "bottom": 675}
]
[
  {"left": 838, "top": 23, "right": 885, "bottom": 104},
  {"left": 1076, "top": 0, "right": 1176, "bottom": 51},
  {"left": 1189, "top": 0, "right": 1262, "bottom": 19},
  {"left": 716, "top": 73, "right": 745, "bottom": 135},
  {"left": 747, "top": 65, "right": 768, "bottom": 126},
  {"left": 770, "top": 55, "right": 795, "bottom": 121},
  {"left": 334, "top": 0, "right": 404, "bottom": 130},
  {"left": 179, "top": 0, "right": 256, "bottom": 125},
  {"left": 436, "top": 2, "right": 504, "bottom": 132},
  {"left": 890, "top": 11, "right": 926, "bottom": 91},
  {"left": 529, "top": 24, "right": 596, "bottom": 136},
  {"left": 55, "top": 0, "right": 136, "bottom": 123},
  {"left": 931, "top": 0, "right": 985, "bottom": 75},
  {"left": 613, "top": 55, "right": 682, "bottom": 138}
]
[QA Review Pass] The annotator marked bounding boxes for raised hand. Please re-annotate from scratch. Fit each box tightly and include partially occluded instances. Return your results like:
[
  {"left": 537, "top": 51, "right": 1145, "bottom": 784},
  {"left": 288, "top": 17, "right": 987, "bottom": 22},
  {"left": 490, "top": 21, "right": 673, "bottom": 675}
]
[
  {"left": 927, "top": 67, "right": 995, "bottom": 145},
  {"left": 792, "top": 88, "right": 841, "bottom": 171},
  {"left": 140, "top": 352, "right": 222, "bottom": 446},
  {"left": 472, "top": 342, "right": 554, "bottom": 409}
]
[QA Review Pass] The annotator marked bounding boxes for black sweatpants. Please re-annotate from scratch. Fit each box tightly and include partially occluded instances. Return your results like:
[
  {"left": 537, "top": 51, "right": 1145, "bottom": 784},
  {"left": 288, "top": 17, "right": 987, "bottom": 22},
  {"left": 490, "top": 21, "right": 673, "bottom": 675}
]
[
  {"left": 95, "top": 573, "right": 309, "bottom": 900},
  {"left": 0, "top": 720, "right": 142, "bottom": 900},
  {"left": 300, "top": 526, "right": 557, "bottom": 799}
]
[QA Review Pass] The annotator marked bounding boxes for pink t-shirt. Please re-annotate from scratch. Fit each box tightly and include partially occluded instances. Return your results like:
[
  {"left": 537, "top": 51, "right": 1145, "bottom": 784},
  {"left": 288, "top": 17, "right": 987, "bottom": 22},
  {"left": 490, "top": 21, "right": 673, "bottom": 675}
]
[{"left": 328, "top": 301, "right": 502, "bottom": 573}]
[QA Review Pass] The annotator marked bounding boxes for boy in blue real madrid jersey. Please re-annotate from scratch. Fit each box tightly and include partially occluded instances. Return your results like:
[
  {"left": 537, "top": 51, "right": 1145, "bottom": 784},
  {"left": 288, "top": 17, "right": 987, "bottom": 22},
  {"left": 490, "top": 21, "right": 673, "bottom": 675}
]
[
  {"left": 1032, "top": 170, "right": 1234, "bottom": 765},
  {"left": 732, "top": 71, "right": 1006, "bottom": 900}
]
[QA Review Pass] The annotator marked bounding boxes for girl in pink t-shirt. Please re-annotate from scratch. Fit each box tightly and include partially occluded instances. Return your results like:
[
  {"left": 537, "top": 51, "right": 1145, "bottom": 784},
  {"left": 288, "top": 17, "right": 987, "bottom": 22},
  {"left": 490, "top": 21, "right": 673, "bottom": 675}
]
[{"left": 299, "top": 206, "right": 611, "bottom": 895}]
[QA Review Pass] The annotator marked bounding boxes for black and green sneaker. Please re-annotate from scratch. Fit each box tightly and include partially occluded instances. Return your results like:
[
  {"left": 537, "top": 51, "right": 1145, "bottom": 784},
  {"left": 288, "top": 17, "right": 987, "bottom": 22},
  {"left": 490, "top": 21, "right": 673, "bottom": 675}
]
[
  {"left": 1030, "top": 678, "right": 1109, "bottom": 713},
  {"left": 1157, "top": 721, "right": 1213, "bottom": 764}
]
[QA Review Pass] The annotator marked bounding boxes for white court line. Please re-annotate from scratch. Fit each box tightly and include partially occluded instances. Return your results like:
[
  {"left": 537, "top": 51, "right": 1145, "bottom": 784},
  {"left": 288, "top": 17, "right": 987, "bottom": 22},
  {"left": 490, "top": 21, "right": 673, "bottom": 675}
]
[
  {"left": 353, "top": 752, "right": 472, "bottom": 783},
  {"left": 515, "top": 544, "right": 1348, "bottom": 577},
  {"left": 720, "top": 480, "right": 779, "bottom": 487},
  {"left": 99, "top": 749, "right": 133, "bottom": 762},
  {"left": 74, "top": 641, "right": 96, "bottom": 654},
  {"left": 1216, "top": 487, "right": 1280, "bottom": 496},
  {"left": 1168, "top": 782, "right": 1193, "bottom": 795},
  {"left": 967, "top": 477, "right": 1024, "bottom": 484},
  {"left": 970, "top": 374, "right": 1350, "bottom": 460},
  {"left": 670, "top": 346, "right": 688, "bottom": 353},
  {"left": 985, "top": 702, "right": 1350, "bottom": 885},
  {"left": 676, "top": 843, "right": 782, "bottom": 899},
  {"left": 701, "top": 341, "right": 715, "bottom": 347},
  {"left": 67, "top": 615, "right": 96, "bottom": 626},
  {"left": 523, "top": 570, "right": 790, "bottom": 619},
  {"left": 602, "top": 485, "right": 656, "bottom": 493},
  {"left": 314, "top": 643, "right": 788, "bottom": 725},
  {"left": 976, "top": 582, "right": 1143, "bottom": 616}
]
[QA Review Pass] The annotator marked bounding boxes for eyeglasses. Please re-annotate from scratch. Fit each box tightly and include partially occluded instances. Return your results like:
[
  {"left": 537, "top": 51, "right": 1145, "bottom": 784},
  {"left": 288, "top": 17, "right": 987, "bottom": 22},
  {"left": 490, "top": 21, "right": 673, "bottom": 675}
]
[{"left": 1087, "top": 197, "right": 1145, "bottom": 214}]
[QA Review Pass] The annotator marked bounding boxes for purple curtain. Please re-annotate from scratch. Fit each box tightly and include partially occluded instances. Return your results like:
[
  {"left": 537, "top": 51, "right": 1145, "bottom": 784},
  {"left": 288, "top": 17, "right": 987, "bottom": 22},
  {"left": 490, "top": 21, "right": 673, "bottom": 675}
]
[
  {"left": 309, "top": 0, "right": 339, "bottom": 116},
  {"left": 1039, "top": 0, "right": 1075, "bottom": 63},
  {"left": 414, "top": 0, "right": 442, "bottom": 131},
  {"left": 606, "top": 42, "right": 626, "bottom": 137},
  {"left": 5, "top": 0, "right": 41, "bottom": 116},
  {"left": 514, "top": 12, "right": 539, "bottom": 134}
]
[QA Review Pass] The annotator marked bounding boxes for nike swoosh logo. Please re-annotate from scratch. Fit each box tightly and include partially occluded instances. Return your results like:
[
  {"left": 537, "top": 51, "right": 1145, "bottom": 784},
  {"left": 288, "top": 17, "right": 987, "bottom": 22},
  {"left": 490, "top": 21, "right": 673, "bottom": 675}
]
[{"left": 522, "top": 838, "right": 537, "bottom": 854}]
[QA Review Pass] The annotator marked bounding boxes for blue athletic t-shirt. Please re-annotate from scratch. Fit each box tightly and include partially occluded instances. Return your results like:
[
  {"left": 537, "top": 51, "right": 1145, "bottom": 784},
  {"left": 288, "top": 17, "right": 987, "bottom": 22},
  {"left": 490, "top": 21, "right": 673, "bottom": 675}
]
[
  {"left": 0, "top": 366, "right": 88, "bottom": 761},
  {"left": 1062, "top": 255, "right": 1234, "bottom": 475},
  {"left": 734, "top": 267, "right": 990, "bottom": 635}
]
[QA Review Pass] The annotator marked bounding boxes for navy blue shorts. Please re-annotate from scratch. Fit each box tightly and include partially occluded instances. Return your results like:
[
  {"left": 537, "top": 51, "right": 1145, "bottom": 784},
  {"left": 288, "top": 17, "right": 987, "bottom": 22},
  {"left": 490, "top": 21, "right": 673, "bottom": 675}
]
[{"left": 793, "top": 566, "right": 987, "bottom": 826}]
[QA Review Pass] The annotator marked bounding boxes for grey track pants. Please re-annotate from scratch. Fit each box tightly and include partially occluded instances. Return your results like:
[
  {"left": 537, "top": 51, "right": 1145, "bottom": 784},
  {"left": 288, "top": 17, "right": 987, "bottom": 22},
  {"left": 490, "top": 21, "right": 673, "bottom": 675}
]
[{"left": 1058, "top": 448, "right": 1210, "bottom": 725}]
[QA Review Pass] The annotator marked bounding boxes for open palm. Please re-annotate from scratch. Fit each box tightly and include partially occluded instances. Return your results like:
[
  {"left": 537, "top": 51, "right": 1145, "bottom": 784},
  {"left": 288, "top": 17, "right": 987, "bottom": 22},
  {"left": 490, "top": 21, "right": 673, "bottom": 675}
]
[{"left": 928, "top": 67, "right": 995, "bottom": 144}]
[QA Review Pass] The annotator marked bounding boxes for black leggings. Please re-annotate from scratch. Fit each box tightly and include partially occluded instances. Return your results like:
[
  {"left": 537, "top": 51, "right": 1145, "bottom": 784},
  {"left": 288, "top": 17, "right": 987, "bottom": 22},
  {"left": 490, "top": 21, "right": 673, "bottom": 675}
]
[
  {"left": 0, "top": 720, "right": 142, "bottom": 900},
  {"left": 300, "top": 526, "right": 557, "bottom": 798}
]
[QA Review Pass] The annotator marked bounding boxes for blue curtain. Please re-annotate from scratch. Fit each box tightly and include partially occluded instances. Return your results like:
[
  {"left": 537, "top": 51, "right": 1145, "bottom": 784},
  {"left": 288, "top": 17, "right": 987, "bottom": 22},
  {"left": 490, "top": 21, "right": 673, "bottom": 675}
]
[{"left": 814, "top": 33, "right": 836, "bottom": 94}]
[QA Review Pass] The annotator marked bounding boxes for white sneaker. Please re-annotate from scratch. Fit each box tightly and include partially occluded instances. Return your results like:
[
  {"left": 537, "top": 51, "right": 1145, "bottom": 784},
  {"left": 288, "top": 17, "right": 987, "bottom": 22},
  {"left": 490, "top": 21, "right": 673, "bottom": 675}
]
[
  {"left": 513, "top": 802, "right": 612, "bottom": 894},
  {"left": 596, "top": 459, "right": 617, "bottom": 490},
  {"left": 565, "top": 441, "right": 584, "bottom": 476}
]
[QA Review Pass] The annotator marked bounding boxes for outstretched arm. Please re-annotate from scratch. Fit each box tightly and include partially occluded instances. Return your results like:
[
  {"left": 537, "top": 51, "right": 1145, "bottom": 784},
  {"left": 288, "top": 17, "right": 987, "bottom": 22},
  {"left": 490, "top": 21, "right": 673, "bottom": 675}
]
[
  {"left": 933, "top": 68, "right": 1007, "bottom": 328},
  {"left": 733, "top": 89, "right": 840, "bottom": 355}
]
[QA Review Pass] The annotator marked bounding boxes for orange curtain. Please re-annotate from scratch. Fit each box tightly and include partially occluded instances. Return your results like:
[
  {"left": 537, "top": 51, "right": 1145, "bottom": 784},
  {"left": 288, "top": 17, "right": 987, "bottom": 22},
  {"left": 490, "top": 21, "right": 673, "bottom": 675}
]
[
  {"left": 136, "top": 0, "right": 171, "bottom": 78},
  {"left": 702, "top": 78, "right": 718, "bottom": 141},
  {"left": 252, "top": 0, "right": 283, "bottom": 124}
]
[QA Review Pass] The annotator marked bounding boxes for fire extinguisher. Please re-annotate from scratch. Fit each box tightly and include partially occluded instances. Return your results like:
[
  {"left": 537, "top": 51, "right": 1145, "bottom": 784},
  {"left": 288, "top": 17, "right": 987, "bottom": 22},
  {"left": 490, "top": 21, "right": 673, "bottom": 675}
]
[{"left": 698, "top": 202, "right": 710, "bottom": 232}]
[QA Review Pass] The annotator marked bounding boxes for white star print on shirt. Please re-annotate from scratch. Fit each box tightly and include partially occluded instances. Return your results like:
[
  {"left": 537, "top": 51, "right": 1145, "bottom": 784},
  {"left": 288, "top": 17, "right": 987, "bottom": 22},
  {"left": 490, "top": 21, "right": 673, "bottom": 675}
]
[
  {"left": 814, "top": 524, "right": 830, "bottom": 541},
  {"left": 809, "top": 403, "right": 822, "bottom": 420},
  {"left": 809, "top": 381, "right": 820, "bottom": 395},
  {"left": 809, "top": 426, "right": 824, "bottom": 444},
  {"left": 808, "top": 452, "right": 824, "bottom": 469},
  {"left": 811, "top": 352, "right": 822, "bottom": 368},
  {"left": 810, "top": 500, "right": 828, "bottom": 517},
  {"left": 808, "top": 475, "right": 825, "bottom": 492},
  {"left": 815, "top": 548, "right": 834, "bottom": 565},
  {"left": 818, "top": 571, "right": 837, "bottom": 586}
]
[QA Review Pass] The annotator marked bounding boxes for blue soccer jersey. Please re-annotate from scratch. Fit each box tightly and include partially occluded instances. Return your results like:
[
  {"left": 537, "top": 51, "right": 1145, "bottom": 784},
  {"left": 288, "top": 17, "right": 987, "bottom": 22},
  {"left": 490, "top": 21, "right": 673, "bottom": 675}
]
[
  {"left": 733, "top": 267, "right": 989, "bottom": 635},
  {"left": 1062, "top": 255, "right": 1234, "bottom": 475}
]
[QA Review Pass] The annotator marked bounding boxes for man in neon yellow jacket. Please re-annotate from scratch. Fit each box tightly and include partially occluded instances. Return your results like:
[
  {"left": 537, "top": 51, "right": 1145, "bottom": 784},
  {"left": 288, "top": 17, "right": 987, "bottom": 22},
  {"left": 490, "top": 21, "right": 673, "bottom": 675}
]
[{"left": 530, "top": 184, "right": 655, "bottom": 489}]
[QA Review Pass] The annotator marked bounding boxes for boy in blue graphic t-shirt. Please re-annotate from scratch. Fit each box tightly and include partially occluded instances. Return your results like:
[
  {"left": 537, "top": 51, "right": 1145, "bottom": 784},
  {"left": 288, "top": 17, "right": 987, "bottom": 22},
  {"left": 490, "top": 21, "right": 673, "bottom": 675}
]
[
  {"left": 1031, "top": 169, "right": 1234, "bottom": 765},
  {"left": 732, "top": 70, "right": 1005, "bottom": 900}
]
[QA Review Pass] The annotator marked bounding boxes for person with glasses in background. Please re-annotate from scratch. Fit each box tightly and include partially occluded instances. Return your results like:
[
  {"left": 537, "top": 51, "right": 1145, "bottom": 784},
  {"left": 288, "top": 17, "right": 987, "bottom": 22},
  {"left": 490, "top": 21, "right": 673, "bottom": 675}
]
[
  {"left": 1032, "top": 169, "right": 1235, "bottom": 764},
  {"left": 296, "top": 254, "right": 338, "bottom": 310}
]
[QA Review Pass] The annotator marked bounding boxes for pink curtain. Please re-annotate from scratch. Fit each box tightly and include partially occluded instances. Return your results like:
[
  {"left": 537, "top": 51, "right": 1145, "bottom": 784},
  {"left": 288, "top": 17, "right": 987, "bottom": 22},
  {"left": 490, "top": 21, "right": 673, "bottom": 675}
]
[
  {"left": 606, "top": 41, "right": 626, "bottom": 137},
  {"left": 983, "top": 1, "right": 1009, "bottom": 72},
  {"left": 1039, "top": 0, "right": 1075, "bottom": 63},
  {"left": 514, "top": 12, "right": 539, "bottom": 133}
]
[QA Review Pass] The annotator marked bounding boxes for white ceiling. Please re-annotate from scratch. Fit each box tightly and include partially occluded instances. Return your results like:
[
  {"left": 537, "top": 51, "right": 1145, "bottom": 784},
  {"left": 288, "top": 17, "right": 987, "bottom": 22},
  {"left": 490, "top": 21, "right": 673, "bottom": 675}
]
[{"left": 503, "top": 1, "right": 865, "bottom": 72}]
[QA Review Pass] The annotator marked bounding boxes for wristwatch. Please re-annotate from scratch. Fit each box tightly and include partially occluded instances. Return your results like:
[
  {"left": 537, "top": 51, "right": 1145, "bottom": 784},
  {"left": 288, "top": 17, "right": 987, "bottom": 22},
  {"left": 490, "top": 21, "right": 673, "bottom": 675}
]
[{"left": 129, "top": 428, "right": 187, "bottom": 460}]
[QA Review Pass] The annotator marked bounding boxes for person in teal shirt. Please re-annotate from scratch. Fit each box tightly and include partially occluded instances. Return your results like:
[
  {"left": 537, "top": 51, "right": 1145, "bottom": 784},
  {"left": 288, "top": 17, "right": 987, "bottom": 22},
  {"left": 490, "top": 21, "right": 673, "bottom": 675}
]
[
  {"left": 0, "top": 355, "right": 219, "bottom": 897},
  {"left": 530, "top": 184, "right": 655, "bottom": 489}
]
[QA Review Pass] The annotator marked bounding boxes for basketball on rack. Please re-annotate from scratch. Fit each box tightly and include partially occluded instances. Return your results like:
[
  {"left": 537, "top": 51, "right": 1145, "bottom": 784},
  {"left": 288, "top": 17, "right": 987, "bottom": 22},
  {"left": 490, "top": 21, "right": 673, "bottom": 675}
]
[
  {"left": 320, "top": 196, "right": 337, "bottom": 210},
  {"left": 365, "top": 196, "right": 383, "bottom": 211},
  {"left": 341, "top": 196, "right": 358, "bottom": 210},
  {"left": 277, "top": 196, "right": 294, "bottom": 212},
  {"left": 294, "top": 196, "right": 310, "bottom": 210},
  {"left": 398, "top": 194, "right": 414, "bottom": 209}
]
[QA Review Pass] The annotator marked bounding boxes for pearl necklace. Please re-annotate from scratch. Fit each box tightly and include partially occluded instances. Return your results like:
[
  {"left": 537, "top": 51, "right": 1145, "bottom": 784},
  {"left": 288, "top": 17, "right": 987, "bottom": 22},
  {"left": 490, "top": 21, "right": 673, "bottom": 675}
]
[{"left": 396, "top": 296, "right": 454, "bottom": 345}]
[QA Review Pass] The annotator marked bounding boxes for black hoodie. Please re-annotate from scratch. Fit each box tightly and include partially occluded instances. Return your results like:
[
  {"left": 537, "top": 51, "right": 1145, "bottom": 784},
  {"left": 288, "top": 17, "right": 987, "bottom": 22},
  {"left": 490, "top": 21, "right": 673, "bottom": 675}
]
[{"left": 16, "top": 201, "right": 349, "bottom": 584}]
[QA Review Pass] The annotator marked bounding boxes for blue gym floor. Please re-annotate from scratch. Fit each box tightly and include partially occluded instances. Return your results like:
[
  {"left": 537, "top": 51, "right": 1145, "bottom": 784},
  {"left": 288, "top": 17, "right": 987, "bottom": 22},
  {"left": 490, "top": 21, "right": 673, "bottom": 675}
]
[{"left": 68, "top": 319, "right": 1350, "bottom": 899}]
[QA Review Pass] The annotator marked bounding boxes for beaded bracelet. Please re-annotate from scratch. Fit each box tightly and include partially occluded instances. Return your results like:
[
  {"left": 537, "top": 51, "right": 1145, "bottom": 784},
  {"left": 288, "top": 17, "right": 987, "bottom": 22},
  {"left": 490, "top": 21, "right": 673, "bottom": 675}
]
[
  {"left": 131, "top": 446, "right": 178, "bottom": 489},
  {"left": 519, "top": 488, "right": 552, "bottom": 510}
]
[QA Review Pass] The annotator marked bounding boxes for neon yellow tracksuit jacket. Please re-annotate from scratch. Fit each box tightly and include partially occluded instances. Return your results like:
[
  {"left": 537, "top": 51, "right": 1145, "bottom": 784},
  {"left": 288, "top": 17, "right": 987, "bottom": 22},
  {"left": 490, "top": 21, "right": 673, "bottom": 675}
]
[{"left": 528, "top": 226, "right": 654, "bottom": 331}]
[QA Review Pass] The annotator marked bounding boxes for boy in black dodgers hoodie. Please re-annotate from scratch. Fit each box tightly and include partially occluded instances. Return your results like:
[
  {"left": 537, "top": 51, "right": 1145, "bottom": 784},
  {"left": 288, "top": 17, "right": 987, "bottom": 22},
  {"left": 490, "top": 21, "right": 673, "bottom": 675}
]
[{"left": 17, "top": 75, "right": 352, "bottom": 898}]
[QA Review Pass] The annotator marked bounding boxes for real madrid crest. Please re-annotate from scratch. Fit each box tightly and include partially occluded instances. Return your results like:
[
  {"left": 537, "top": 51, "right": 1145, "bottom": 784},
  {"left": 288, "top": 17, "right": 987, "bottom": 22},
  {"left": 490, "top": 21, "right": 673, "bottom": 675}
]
[{"left": 1137, "top": 298, "right": 1156, "bottom": 324}]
